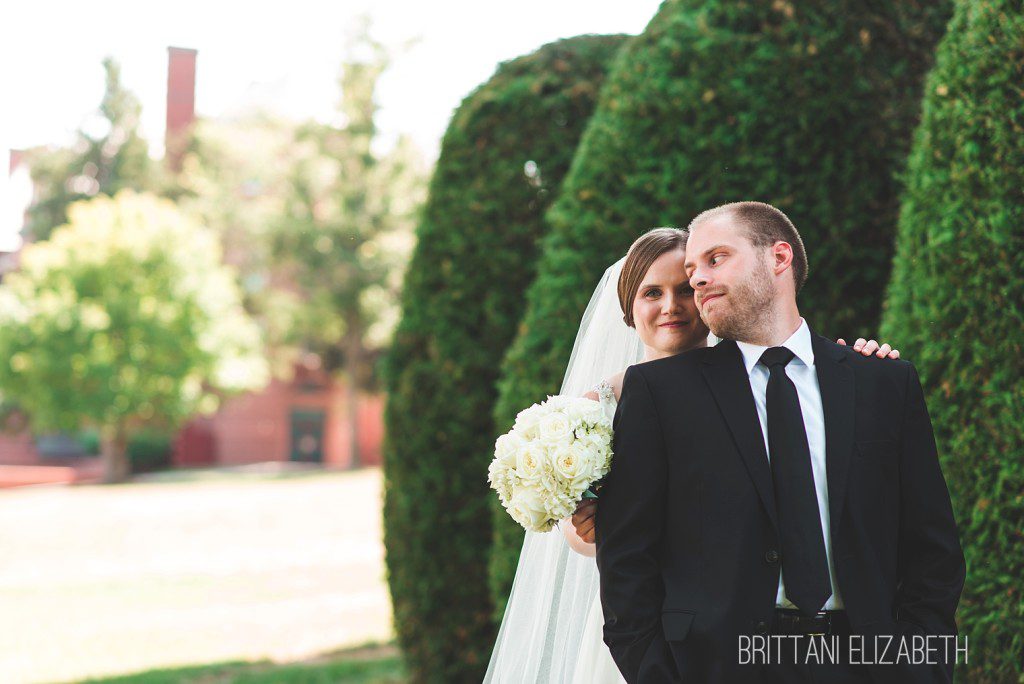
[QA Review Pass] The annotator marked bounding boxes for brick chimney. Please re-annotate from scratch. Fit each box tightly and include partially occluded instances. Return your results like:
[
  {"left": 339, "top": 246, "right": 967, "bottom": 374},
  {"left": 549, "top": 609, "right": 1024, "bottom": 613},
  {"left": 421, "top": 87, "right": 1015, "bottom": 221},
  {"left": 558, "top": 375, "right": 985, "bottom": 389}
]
[
  {"left": 165, "top": 47, "right": 197, "bottom": 172},
  {"left": 8, "top": 149, "right": 24, "bottom": 176}
]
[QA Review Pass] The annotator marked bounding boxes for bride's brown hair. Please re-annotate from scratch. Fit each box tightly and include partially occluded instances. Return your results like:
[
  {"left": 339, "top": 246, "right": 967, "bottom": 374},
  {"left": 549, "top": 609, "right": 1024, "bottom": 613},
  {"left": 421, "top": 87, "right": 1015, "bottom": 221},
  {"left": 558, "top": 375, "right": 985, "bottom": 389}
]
[{"left": 617, "top": 227, "right": 689, "bottom": 327}]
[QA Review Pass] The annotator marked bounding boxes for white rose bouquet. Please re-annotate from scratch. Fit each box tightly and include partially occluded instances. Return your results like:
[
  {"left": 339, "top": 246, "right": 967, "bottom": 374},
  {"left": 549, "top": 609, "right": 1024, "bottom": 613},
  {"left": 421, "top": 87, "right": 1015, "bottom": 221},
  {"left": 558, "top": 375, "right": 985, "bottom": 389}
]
[{"left": 488, "top": 395, "right": 613, "bottom": 532}]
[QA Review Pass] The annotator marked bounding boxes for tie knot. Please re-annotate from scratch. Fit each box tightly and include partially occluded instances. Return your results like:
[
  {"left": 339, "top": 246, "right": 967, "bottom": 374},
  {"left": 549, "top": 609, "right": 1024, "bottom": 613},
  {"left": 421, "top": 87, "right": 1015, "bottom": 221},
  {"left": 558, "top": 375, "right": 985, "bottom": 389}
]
[{"left": 759, "top": 346, "right": 795, "bottom": 368}]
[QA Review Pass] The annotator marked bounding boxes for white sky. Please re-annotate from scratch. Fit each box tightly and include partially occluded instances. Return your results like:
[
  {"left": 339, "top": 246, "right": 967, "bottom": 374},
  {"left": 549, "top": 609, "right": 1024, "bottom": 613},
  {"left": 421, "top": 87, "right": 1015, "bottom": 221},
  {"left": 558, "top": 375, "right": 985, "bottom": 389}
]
[
  {"left": 0, "top": 0, "right": 661, "bottom": 159},
  {"left": 0, "top": 0, "right": 662, "bottom": 250}
]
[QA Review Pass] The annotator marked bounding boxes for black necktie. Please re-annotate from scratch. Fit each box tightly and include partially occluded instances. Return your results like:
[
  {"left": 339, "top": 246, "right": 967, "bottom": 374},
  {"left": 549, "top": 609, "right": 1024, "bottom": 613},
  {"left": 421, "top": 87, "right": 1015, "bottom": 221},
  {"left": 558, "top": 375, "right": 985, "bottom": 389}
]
[{"left": 759, "top": 346, "right": 832, "bottom": 615}]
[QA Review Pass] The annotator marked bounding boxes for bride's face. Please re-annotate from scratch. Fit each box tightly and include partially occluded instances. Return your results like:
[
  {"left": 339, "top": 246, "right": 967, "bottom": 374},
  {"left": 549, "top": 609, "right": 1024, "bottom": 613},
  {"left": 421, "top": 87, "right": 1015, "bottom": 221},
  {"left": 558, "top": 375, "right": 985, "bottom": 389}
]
[{"left": 631, "top": 248, "right": 710, "bottom": 359}]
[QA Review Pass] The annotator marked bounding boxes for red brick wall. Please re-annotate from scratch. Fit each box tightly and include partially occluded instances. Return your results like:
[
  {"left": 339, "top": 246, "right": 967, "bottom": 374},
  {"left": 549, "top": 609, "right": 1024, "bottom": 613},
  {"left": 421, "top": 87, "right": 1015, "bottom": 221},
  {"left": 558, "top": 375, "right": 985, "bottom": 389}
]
[
  {"left": 173, "top": 371, "right": 384, "bottom": 470},
  {"left": 0, "top": 383, "right": 385, "bottom": 472},
  {"left": 0, "top": 429, "right": 40, "bottom": 465}
]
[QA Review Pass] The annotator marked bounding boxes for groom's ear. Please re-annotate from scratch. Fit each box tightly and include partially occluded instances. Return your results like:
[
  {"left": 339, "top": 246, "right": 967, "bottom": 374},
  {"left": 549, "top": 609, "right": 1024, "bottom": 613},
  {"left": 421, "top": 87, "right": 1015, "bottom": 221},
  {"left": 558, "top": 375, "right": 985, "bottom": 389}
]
[{"left": 770, "top": 240, "right": 795, "bottom": 278}]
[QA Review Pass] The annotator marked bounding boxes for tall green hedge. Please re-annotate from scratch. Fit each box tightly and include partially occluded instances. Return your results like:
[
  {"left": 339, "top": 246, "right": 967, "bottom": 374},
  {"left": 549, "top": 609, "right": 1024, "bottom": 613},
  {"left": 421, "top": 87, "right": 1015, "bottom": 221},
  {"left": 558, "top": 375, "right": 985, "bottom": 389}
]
[
  {"left": 880, "top": 2, "right": 1023, "bottom": 680},
  {"left": 490, "top": 0, "right": 951, "bottom": 608},
  {"left": 381, "top": 35, "right": 628, "bottom": 683}
]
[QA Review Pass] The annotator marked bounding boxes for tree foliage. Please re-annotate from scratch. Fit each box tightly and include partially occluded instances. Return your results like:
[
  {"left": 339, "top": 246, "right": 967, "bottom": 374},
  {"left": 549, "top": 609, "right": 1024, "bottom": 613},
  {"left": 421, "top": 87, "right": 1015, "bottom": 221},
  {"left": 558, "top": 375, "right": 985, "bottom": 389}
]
[
  {"left": 0, "top": 192, "right": 268, "bottom": 482},
  {"left": 24, "top": 58, "right": 157, "bottom": 242},
  {"left": 381, "top": 34, "right": 628, "bottom": 682},
  {"left": 176, "top": 113, "right": 312, "bottom": 365},
  {"left": 880, "top": 1, "right": 1024, "bottom": 679},
  {"left": 268, "top": 24, "right": 426, "bottom": 465},
  {"left": 490, "top": 0, "right": 952, "bottom": 607}
]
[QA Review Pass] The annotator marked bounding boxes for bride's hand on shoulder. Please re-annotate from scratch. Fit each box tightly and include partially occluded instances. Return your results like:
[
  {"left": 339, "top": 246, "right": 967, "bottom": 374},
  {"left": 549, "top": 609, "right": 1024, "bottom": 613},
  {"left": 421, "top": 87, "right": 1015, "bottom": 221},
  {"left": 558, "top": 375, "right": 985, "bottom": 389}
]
[
  {"left": 572, "top": 499, "right": 597, "bottom": 544},
  {"left": 837, "top": 337, "right": 901, "bottom": 359}
]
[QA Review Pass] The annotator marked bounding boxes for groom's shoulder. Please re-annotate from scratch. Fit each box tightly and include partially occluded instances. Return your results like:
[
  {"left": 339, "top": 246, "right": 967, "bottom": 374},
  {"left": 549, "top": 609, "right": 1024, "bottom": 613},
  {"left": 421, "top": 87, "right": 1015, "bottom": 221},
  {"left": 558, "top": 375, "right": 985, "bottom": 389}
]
[
  {"left": 628, "top": 345, "right": 712, "bottom": 380},
  {"left": 819, "top": 334, "right": 913, "bottom": 384}
]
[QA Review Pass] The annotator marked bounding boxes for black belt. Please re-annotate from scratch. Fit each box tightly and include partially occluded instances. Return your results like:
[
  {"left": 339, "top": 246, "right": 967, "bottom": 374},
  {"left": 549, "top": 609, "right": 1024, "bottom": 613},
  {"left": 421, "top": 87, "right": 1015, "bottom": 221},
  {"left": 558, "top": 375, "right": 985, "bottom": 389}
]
[{"left": 772, "top": 608, "right": 851, "bottom": 636}]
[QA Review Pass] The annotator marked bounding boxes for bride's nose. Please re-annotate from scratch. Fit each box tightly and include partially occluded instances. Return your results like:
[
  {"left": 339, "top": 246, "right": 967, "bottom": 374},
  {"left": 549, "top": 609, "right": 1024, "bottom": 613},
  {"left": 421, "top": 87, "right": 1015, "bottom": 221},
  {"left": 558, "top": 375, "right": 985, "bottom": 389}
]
[{"left": 662, "top": 291, "right": 682, "bottom": 314}]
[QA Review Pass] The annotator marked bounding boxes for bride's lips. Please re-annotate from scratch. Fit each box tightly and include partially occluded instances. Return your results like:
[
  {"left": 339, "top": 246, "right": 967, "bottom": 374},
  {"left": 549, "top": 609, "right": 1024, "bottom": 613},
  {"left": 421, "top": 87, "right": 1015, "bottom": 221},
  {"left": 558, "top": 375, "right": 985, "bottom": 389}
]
[{"left": 659, "top": 320, "right": 689, "bottom": 328}]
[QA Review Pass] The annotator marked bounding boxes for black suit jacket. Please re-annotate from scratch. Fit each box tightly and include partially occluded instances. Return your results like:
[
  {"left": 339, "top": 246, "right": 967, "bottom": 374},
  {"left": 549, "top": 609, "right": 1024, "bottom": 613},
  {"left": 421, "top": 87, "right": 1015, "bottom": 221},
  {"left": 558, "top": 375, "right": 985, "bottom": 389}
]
[{"left": 595, "top": 334, "right": 965, "bottom": 684}]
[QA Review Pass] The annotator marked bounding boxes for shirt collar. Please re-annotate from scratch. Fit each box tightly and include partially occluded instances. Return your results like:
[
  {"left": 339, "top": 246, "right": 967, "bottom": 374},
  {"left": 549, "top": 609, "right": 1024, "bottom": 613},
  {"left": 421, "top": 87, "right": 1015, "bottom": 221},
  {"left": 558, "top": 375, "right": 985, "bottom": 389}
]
[{"left": 735, "top": 318, "right": 815, "bottom": 376}]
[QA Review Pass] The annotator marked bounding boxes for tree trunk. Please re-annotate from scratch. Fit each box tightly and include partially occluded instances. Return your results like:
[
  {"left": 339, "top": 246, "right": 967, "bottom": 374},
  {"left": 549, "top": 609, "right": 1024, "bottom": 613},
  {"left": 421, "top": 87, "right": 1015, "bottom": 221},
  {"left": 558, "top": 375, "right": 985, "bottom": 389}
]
[
  {"left": 346, "top": 381, "right": 361, "bottom": 470},
  {"left": 100, "top": 425, "right": 130, "bottom": 484},
  {"left": 345, "top": 330, "right": 363, "bottom": 470}
]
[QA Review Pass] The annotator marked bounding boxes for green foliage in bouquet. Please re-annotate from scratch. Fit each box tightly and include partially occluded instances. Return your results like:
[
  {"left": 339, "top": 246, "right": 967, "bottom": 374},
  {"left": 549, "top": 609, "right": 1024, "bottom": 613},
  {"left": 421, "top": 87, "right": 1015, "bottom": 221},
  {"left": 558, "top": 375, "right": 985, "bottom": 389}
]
[
  {"left": 490, "top": 0, "right": 952, "bottom": 610},
  {"left": 880, "top": 2, "right": 1024, "bottom": 679},
  {"left": 381, "top": 35, "right": 629, "bottom": 683}
]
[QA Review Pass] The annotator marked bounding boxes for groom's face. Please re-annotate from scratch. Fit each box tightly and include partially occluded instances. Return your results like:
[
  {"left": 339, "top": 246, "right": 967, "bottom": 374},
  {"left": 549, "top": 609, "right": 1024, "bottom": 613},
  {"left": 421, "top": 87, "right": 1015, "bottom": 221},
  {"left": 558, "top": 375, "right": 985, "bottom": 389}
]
[{"left": 684, "top": 215, "right": 775, "bottom": 339}]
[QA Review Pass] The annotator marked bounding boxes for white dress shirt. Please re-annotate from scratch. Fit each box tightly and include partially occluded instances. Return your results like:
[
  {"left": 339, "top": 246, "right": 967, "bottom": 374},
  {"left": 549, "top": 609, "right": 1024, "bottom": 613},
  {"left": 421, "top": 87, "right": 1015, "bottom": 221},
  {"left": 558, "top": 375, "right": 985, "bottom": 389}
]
[{"left": 735, "top": 318, "right": 844, "bottom": 610}]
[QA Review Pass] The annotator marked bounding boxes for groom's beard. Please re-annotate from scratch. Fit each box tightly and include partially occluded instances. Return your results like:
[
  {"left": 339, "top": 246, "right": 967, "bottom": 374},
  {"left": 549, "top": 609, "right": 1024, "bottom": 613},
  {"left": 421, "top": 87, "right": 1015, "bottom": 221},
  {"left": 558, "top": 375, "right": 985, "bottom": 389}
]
[{"left": 700, "top": 259, "right": 775, "bottom": 342}]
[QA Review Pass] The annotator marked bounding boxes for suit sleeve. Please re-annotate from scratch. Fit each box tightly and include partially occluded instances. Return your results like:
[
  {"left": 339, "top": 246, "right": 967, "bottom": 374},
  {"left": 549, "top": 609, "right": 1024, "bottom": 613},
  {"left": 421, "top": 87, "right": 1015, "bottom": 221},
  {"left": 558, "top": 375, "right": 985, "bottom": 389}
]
[
  {"left": 596, "top": 366, "right": 677, "bottom": 683},
  {"left": 895, "top": 362, "right": 966, "bottom": 678}
]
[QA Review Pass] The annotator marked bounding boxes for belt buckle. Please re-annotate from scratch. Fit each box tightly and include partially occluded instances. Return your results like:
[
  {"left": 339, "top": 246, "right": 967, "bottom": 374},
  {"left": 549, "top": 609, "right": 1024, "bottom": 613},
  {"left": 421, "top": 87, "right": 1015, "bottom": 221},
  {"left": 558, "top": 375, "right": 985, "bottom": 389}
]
[{"left": 808, "top": 611, "right": 829, "bottom": 636}]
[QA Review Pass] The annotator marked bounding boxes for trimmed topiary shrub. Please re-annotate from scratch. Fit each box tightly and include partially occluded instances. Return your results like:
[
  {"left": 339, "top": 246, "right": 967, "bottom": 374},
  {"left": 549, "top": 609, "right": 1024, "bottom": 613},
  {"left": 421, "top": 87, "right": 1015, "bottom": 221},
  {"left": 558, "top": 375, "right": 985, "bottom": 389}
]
[
  {"left": 381, "top": 35, "right": 628, "bottom": 683},
  {"left": 490, "top": 0, "right": 951, "bottom": 609},
  {"left": 880, "top": 2, "right": 1024, "bottom": 680}
]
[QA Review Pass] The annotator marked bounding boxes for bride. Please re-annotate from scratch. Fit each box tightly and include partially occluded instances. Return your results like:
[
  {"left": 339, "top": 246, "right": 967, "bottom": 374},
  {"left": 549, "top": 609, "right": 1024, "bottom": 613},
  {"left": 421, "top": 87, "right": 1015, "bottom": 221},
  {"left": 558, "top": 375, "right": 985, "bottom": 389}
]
[{"left": 484, "top": 227, "right": 898, "bottom": 683}]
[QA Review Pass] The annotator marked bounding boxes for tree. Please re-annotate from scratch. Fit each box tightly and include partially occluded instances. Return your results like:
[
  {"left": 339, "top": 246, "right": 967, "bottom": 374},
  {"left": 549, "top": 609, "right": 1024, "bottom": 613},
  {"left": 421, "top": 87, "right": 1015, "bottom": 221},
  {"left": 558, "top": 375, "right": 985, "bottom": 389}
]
[
  {"left": 382, "top": 34, "right": 628, "bottom": 682},
  {"left": 880, "top": 2, "right": 1024, "bottom": 679},
  {"left": 490, "top": 0, "right": 952, "bottom": 607},
  {"left": 0, "top": 192, "right": 268, "bottom": 483},
  {"left": 175, "top": 113, "right": 300, "bottom": 342},
  {"left": 269, "top": 23, "right": 425, "bottom": 468},
  {"left": 24, "top": 57, "right": 157, "bottom": 242}
]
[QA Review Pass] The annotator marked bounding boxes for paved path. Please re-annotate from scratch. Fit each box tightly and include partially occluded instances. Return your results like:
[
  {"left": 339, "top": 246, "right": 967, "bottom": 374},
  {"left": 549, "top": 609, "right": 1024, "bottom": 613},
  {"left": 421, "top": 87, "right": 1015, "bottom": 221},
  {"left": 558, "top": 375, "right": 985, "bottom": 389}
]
[{"left": 0, "top": 466, "right": 392, "bottom": 683}]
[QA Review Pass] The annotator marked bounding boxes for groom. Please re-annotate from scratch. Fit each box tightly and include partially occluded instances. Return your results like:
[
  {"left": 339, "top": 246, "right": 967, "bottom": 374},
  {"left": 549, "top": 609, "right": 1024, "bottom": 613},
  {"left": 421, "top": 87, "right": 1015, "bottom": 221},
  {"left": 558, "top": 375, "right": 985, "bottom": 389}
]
[{"left": 595, "top": 202, "right": 965, "bottom": 684}]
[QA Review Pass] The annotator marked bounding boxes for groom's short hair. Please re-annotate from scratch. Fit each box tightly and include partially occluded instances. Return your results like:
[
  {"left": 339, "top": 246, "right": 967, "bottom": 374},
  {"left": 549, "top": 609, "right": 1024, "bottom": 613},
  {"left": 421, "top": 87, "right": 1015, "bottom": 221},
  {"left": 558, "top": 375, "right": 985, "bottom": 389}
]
[{"left": 688, "top": 201, "right": 808, "bottom": 293}]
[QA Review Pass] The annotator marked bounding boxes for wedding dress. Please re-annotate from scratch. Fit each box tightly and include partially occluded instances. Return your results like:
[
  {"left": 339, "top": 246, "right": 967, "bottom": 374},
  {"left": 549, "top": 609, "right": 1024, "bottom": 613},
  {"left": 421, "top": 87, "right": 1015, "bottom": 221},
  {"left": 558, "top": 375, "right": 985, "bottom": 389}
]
[
  {"left": 567, "top": 380, "right": 626, "bottom": 684},
  {"left": 484, "top": 258, "right": 642, "bottom": 683},
  {"left": 484, "top": 255, "right": 718, "bottom": 682}
]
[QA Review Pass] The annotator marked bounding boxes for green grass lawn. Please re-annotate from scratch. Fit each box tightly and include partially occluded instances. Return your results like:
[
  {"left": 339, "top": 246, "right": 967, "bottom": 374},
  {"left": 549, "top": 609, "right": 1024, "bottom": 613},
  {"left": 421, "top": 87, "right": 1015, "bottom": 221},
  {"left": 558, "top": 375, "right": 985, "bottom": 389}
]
[{"left": 76, "top": 644, "right": 405, "bottom": 684}]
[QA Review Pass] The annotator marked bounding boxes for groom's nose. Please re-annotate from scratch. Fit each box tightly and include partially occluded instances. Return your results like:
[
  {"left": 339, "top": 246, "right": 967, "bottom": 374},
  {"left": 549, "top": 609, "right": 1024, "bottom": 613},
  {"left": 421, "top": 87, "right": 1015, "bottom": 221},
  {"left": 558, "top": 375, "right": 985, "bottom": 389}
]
[{"left": 690, "top": 269, "right": 708, "bottom": 290}]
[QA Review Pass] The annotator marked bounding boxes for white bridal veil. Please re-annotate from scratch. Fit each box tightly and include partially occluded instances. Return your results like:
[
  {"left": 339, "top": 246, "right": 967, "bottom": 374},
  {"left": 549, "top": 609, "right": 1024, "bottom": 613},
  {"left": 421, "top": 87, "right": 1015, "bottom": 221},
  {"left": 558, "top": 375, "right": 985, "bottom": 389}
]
[
  {"left": 484, "top": 253, "right": 720, "bottom": 681},
  {"left": 483, "top": 256, "right": 644, "bottom": 682}
]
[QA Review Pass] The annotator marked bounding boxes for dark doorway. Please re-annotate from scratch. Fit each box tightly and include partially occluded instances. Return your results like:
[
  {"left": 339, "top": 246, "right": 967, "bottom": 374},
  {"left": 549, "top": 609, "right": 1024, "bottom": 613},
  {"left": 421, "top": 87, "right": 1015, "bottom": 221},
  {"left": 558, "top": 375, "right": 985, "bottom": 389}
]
[{"left": 290, "top": 408, "right": 325, "bottom": 463}]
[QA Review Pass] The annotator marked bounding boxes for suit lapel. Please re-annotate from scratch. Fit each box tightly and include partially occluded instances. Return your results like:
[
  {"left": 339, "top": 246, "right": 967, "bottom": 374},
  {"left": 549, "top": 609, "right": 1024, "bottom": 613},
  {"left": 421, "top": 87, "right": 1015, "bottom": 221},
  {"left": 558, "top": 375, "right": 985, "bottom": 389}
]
[
  {"left": 702, "top": 340, "right": 779, "bottom": 532},
  {"left": 811, "top": 333, "right": 855, "bottom": 539}
]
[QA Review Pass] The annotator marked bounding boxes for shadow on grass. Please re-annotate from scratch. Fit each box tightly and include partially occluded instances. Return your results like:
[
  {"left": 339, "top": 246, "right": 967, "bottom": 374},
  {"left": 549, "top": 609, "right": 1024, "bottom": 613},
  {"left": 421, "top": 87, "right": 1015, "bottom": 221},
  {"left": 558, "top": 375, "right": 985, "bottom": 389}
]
[{"left": 73, "top": 643, "right": 405, "bottom": 684}]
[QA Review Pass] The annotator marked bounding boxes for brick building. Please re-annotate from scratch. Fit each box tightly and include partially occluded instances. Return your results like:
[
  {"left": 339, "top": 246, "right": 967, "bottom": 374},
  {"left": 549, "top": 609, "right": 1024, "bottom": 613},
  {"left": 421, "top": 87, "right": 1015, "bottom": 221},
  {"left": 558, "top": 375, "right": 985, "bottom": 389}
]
[{"left": 0, "top": 48, "right": 384, "bottom": 487}]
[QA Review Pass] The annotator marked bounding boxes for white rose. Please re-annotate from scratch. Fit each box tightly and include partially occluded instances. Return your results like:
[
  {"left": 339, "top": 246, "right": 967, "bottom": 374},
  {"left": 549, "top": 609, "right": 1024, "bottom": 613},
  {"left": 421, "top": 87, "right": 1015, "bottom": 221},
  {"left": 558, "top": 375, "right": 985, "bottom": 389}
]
[
  {"left": 508, "top": 485, "right": 553, "bottom": 532},
  {"left": 487, "top": 458, "right": 507, "bottom": 485},
  {"left": 513, "top": 404, "right": 544, "bottom": 439},
  {"left": 494, "top": 432, "right": 522, "bottom": 467},
  {"left": 545, "top": 395, "right": 572, "bottom": 410},
  {"left": 515, "top": 443, "right": 544, "bottom": 481},
  {"left": 538, "top": 411, "right": 573, "bottom": 443},
  {"left": 565, "top": 395, "right": 600, "bottom": 420},
  {"left": 515, "top": 402, "right": 543, "bottom": 422},
  {"left": 530, "top": 455, "right": 556, "bottom": 493},
  {"left": 563, "top": 397, "right": 591, "bottom": 423},
  {"left": 568, "top": 443, "right": 599, "bottom": 486},
  {"left": 551, "top": 443, "right": 582, "bottom": 480}
]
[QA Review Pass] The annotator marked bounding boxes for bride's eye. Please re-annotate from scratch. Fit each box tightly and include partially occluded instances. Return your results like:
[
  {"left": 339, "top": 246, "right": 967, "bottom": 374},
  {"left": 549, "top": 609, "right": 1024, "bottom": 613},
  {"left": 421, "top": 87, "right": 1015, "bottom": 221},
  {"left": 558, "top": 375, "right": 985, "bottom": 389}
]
[{"left": 644, "top": 288, "right": 661, "bottom": 299}]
